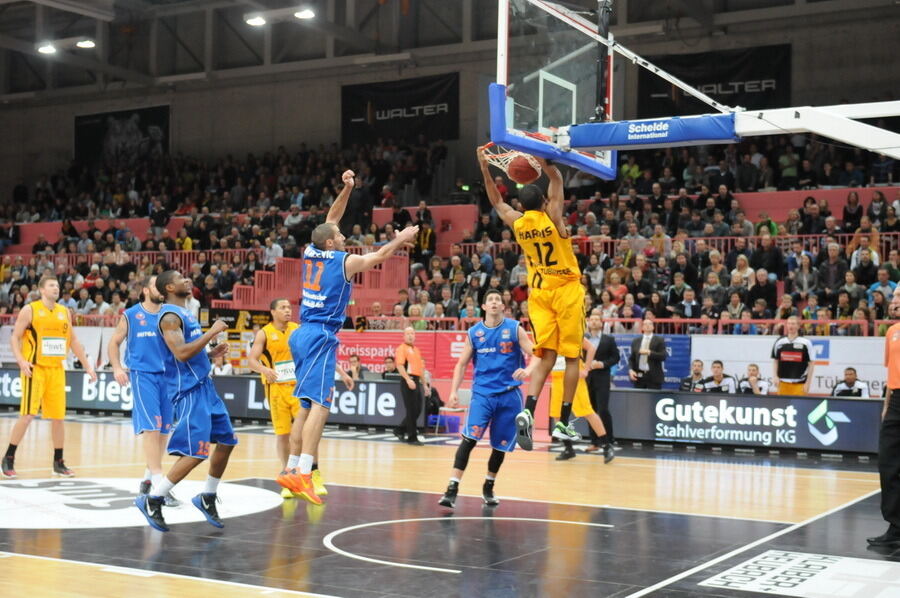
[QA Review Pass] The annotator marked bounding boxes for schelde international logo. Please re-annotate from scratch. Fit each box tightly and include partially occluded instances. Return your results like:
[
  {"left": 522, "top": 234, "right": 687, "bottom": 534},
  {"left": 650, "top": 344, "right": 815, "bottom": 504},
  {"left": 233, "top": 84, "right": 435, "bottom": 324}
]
[
  {"left": 0, "top": 478, "right": 282, "bottom": 529},
  {"left": 807, "top": 400, "right": 850, "bottom": 446}
]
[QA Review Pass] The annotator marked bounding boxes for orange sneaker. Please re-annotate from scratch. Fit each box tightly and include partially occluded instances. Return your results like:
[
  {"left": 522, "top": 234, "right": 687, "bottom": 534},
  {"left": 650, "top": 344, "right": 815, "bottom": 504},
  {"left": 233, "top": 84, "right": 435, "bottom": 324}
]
[
  {"left": 277, "top": 469, "right": 303, "bottom": 493},
  {"left": 290, "top": 471, "right": 323, "bottom": 505}
]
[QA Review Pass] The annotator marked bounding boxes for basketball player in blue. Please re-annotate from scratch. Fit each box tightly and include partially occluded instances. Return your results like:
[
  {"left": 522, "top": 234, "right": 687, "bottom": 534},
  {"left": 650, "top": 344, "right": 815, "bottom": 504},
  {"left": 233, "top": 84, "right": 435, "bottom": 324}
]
[
  {"left": 134, "top": 270, "right": 234, "bottom": 532},
  {"left": 278, "top": 169, "right": 419, "bottom": 504},
  {"left": 439, "top": 289, "right": 537, "bottom": 508},
  {"left": 108, "top": 275, "right": 179, "bottom": 505}
]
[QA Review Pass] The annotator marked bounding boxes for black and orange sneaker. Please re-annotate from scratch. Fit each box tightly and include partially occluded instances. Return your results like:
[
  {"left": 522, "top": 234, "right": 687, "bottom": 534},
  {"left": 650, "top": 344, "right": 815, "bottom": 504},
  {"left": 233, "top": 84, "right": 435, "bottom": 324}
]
[{"left": 1, "top": 456, "right": 15, "bottom": 479}]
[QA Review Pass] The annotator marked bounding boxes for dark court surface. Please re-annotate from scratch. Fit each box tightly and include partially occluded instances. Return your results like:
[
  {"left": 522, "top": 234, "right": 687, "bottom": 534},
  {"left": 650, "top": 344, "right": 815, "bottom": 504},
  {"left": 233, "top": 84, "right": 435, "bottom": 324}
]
[{"left": 2, "top": 480, "right": 897, "bottom": 597}]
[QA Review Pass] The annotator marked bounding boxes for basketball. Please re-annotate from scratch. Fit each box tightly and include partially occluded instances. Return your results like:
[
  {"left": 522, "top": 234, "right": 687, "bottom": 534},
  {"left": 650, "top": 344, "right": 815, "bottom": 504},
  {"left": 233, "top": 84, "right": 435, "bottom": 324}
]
[{"left": 507, "top": 154, "right": 541, "bottom": 184}]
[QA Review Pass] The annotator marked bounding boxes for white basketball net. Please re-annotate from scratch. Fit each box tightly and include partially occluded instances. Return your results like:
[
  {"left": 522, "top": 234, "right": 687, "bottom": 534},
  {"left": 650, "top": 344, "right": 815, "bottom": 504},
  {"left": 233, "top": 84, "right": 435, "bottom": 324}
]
[{"left": 482, "top": 143, "right": 543, "bottom": 178}]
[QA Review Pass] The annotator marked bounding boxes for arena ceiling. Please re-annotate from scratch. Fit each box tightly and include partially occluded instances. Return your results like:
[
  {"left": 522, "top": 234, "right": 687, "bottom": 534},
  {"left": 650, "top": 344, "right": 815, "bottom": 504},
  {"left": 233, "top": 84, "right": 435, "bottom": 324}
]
[{"left": 0, "top": 0, "right": 896, "bottom": 103}]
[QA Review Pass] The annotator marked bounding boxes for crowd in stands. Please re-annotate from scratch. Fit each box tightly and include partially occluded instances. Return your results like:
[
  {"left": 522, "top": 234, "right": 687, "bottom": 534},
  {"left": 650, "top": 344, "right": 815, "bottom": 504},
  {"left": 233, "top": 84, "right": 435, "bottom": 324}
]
[{"left": 2, "top": 131, "right": 899, "bottom": 335}]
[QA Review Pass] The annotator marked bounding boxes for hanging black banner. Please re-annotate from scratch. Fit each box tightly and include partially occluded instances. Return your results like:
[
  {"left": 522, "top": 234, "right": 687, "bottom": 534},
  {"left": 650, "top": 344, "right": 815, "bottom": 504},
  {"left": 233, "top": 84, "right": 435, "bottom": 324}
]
[
  {"left": 74, "top": 105, "right": 170, "bottom": 171},
  {"left": 638, "top": 45, "right": 791, "bottom": 118},
  {"left": 341, "top": 73, "right": 459, "bottom": 145}
]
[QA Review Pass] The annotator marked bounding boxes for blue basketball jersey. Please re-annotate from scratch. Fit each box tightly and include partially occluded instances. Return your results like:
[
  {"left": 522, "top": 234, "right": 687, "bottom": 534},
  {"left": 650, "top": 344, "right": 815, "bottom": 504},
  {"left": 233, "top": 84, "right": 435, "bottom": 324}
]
[
  {"left": 469, "top": 318, "right": 525, "bottom": 396},
  {"left": 300, "top": 244, "right": 353, "bottom": 332},
  {"left": 157, "top": 303, "right": 211, "bottom": 398},
  {"left": 124, "top": 304, "right": 165, "bottom": 373}
]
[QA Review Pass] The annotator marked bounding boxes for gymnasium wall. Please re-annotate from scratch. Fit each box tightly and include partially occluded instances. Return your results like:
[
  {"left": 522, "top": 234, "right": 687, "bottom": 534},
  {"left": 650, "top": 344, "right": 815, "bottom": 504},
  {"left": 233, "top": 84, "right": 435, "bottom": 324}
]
[{"left": 0, "top": 11, "right": 897, "bottom": 196}]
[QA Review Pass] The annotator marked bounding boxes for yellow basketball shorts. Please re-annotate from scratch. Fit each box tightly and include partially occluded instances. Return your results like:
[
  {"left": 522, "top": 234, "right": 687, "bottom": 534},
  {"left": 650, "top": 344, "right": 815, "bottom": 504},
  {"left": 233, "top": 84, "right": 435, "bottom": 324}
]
[
  {"left": 549, "top": 369, "right": 595, "bottom": 418},
  {"left": 529, "top": 280, "right": 586, "bottom": 359},
  {"left": 20, "top": 365, "right": 66, "bottom": 420},
  {"left": 267, "top": 383, "right": 301, "bottom": 435},
  {"left": 778, "top": 382, "right": 806, "bottom": 396}
]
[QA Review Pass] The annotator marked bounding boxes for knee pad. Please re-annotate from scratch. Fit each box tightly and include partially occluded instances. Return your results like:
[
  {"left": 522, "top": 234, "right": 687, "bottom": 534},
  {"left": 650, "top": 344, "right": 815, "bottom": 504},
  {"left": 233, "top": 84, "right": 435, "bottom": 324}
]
[
  {"left": 488, "top": 448, "right": 506, "bottom": 473},
  {"left": 453, "top": 437, "right": 478, "bottom": 471}
]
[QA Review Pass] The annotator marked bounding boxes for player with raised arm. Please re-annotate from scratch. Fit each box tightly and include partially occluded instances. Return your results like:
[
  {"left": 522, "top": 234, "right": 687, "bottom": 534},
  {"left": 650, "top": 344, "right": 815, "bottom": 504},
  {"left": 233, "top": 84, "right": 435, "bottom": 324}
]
[
  {"left": 108, "top": 275, "right": 179, "bottom": 505},
  {"left": 278, "top": 169, "right": 419, "bottom": 504},
  {"left": 478, "top": 145, "right": 585, "bottom": 450},
  {"left": 134, "top": 271, "right": 234, "bottom": 532},
  {"left": 439, "top": 290, "right": 537, "bottom": 508},
  {"left": 248, "top": 297, "right": 353, "bottom": 498},
  {"left": 2, "top": 275, "right": 97, "bottom": 479}
]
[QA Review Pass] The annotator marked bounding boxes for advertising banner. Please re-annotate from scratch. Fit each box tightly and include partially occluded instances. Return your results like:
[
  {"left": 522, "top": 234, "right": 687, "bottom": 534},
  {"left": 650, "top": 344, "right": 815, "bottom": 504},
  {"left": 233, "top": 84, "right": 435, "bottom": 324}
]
[
  {"left": 612, "top": 334, "right": 691, "bottom": 390},
  {"left": 637, "top": 44, "right": 791, "bottom": 118},
  {"left": 342, "top": 73, "right": 459, "bottom": 145},
  {"left": 0, "top": 369, "right": 423, "bottom": 428},
  {"left": 691, "top": 335, "right": 886, "bottom": 397},
  {"left": 604, "top": 389, "right": 880, "bottom": 453},
  {"left": 74, "top": 105, "right": 170, "bottom": 171},
  {"left": 567, "top": 113, "right": 737, "bottom": 151}
]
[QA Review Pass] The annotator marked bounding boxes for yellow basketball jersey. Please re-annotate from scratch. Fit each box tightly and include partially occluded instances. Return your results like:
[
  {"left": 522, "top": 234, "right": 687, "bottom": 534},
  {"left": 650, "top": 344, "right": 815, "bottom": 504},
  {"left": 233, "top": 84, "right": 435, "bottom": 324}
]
[
  {"left": 513, "top": 210, "right": 580, "bottom": 290},
  {"left": 23, "top": 300, "right": 71, "bottom": 367},
  {"left": 260, "top": 322, "right": 299, "bottom": 386}
]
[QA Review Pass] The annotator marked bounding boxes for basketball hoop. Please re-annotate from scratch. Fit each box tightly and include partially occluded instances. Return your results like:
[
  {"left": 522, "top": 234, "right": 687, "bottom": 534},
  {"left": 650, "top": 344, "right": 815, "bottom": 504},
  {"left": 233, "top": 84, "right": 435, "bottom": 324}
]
[{"left": 481, "top": 143, "right": 543, "bottom": 179}]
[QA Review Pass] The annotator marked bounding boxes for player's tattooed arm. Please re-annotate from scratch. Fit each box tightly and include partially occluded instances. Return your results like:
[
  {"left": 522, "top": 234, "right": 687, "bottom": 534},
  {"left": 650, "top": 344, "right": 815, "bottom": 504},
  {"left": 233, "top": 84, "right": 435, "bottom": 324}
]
[
  {"left": 535, "top": 157, "right": 569, "bottom": 239},
  {"left": 160, "top": 313, "right": 228, "bottom": 362}
]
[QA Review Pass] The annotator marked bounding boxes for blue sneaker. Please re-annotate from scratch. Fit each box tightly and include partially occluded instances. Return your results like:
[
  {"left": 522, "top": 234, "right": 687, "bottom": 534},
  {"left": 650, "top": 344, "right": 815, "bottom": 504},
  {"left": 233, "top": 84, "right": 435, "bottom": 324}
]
[
  {"left": 134, "top": 494, "right": 169, "bottom": 532},
  {"left": 192, "top": 493, "right": 224, "bottom": 528}
]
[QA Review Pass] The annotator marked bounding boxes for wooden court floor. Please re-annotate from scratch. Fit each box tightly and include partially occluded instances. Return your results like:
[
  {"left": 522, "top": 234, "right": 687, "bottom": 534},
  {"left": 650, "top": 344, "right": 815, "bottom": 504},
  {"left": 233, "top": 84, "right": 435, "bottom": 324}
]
[{"left": 0, "top": 414, "right": 885, "bottom": 598}]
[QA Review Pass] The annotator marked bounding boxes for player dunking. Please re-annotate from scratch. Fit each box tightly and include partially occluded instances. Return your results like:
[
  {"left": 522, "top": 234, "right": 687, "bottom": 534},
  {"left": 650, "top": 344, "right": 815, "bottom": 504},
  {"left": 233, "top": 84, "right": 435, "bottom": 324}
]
[
  {"left": 2, "top": 275, "right": 97, "bottom": 479},
  {"left": 108, "top": 275, "right": 179, "bottom": 505},
  {"left": 134, "top": 271, "right": 234, "bottom": 532},
  {"left": 278, "top": 169, "right": 419, "bottom": 504},
  {"left": 248, "top": 297, "right": 353, "bottom": 499},
  {"left": 479, "top": 145, "right": 603, "bottom": 450},
  {"left": 439, "top": 290, "right": 536, "bottom": 508}
]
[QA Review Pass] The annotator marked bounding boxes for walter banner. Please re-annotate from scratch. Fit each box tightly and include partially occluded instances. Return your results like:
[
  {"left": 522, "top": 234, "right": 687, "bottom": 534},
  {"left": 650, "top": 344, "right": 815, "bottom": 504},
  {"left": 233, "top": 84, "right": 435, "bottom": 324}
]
[
  {"left": 637, "top": 44, "right": 791, "bottom": 118},
  {"left": 342, "top": 73, "right": 459, "bottom": 146}
]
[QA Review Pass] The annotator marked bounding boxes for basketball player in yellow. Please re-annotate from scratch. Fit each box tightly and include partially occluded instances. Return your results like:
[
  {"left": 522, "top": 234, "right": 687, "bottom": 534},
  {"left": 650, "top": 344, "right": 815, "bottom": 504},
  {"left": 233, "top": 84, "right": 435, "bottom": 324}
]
[
  {"left": 1, "top": 275, "right": 97, "bottom": 478},
  {"left": 248, "top": 298, "right": 352, "bottom": 499},
  {"left": 549, "top": 336, "right": 614, "bottom": 463},
  {"left": 478, "top": 145, "right": 583, "bottom": 450}
]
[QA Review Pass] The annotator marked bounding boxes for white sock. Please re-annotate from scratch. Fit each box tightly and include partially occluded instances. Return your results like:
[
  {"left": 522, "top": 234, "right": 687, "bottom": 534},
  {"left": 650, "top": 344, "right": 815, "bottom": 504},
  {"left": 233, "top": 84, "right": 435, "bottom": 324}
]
[
  {"left": 449, "top": 477, "right": 460, "bottom": 483},
  {"left": 143, "top": 468, "right": 152, "bottom": 481},
  {"left": 204, "top": 475, "right": 220, "bottom": 494},
  {"left": 151, "top": 477, "right": 174, "bottom": 498},
  {"left": 287, "top": 454, "right": 300, "bottom": 469},
  {"left": 151, "top": 473, "right": 163, "bottom": 488},
  {"left": 485, "top": 474, "right": 496, "bottom": 481},
  {"left": 299, "top": 453, "right": 314, "bottom": 475}
]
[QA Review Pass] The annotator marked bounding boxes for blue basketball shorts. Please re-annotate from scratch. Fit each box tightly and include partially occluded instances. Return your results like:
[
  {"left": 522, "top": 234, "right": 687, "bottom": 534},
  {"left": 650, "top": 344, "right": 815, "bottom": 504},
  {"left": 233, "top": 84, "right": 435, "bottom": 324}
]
[
  {"left": 167, "top": 378, "right": 238, "bottom": 459},
  {"left": 289, "top": 323, "right": 338, "bottom": 408},
  {"left": 462, "top": 387, "right": 523, "bottom": 452},
  {"left": 130, "top": 370, "right": 173, "bottom": 435}
]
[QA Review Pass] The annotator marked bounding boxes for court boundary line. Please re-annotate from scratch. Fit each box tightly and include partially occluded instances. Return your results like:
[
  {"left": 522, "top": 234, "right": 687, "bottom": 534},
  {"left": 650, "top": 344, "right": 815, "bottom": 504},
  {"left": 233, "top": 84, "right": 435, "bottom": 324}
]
[
  {"left": 322, "top": 516, "right": 614, "bottom": 574},
  {"left": 0, "top": 550, "right": 342, "bottom": 597},
  {"left": 622, "top": 488, "right": 882, "bottom": 597},
  {"left": 324, "top": 482, "right": 796, "bottom": 525}
]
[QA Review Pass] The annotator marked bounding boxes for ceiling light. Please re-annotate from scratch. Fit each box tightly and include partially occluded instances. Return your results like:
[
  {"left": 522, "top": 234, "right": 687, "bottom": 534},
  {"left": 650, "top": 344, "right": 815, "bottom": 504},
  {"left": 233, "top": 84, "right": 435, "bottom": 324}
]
[
  {"left": 294, "top": 8, "right": 315, "bottom": 19},
  {"left": 76, "top": 39, "right": 95, "bottom": 49},
  {"left": 37, "top": 42, "right": 56, "bottom": 54},
  {"left": 245, "top": 15, "right": 266, "bottom": 27}
]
